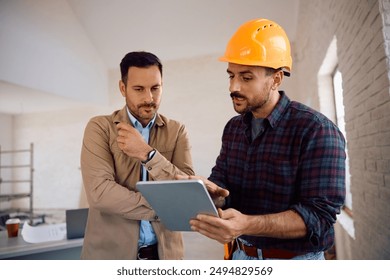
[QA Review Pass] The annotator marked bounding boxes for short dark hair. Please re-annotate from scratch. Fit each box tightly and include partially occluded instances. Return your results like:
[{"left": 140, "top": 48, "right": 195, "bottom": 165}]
[
  {"left": 120, "top": 51, "right": 163, "bottom": 84},
  {"left": 264, "top": 67, "right": 290, "bottom": 77},
  {"left": 264, "top": 67, "right": 279, "bottom": 76}
]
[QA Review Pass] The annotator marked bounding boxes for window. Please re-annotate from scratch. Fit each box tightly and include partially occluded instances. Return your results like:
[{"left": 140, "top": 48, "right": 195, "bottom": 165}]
[
  {"left": 332, "top": 69, "right": 352, "bottom": 211},
  {"left": 318, "top": 36, "right": 355, "bottom": 238}
]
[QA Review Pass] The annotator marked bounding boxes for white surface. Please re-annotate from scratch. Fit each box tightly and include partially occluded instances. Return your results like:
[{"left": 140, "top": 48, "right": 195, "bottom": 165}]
[{"left": 21, "top": 221, "right": 67, "bottom": 243}]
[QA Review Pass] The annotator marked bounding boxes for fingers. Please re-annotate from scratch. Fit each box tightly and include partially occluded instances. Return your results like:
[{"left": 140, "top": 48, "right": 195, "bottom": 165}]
[
  {"left": 115, "top": 122, "right": 126, "bottom": 132},
  {"left": 217, "top": 188, "right": 230, "bottom": 198},
  {"left": 218, "top": 208, "right": 224, "bottom": 218},
  {"left": 174, "top": 174, "right": 193, "bottom": 180},
  {"left": 174, "top": 176, "right": 229, "bottom": 198},
  {"left": 116, "top": 122, "right": 130, "bottom": 130},
  {"left": 204, "top": 180, "right": 229, "bottom": 198},
  {"left": 116, "top": 122, "right": 137, "bottom": 136},
  {"left": 189, "top": 175, "right": 206, "bottom": 181},
  {"left": 192, "top": 226, "right": 228, "bottom": 244},
  {"left": 116, "top": 123, "right": 144, "bottom": 145},
  {"left": 115, "top": 122, "right": 151, "bottom": 159},
  {"left": 190, "top": 209, "right": 242, "bottom": 243},
  {"left": 218, "top": 208, "right": 236, "bottom": 219},
  {"left": 190, "top": 211, "right": 235, "bottom": 244},
  {"left": 190, "top": 217, "right": 226, "bottom": 244},
  {"left": 174, "top": 174, "right": 209, "bottom": 182}
]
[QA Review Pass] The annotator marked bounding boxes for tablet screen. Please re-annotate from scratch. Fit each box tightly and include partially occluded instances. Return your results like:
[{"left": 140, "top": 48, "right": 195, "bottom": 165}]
[{"left": 136, "top": 179, "right": 218, "bottom": 231}]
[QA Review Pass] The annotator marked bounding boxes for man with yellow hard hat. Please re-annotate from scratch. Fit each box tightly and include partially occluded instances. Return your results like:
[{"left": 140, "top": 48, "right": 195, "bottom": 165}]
[{"left": 189, "top": 19, "right": 346, "bottom": 260}]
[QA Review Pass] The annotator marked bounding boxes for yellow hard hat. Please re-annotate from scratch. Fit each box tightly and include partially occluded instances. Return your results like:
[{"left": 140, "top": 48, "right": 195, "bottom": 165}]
[{"left": 219, "top": 18, "right": 292, "bottom": 76}]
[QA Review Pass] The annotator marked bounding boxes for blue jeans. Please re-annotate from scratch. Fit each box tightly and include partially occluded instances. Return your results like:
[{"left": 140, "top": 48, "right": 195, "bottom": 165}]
[{"left": 232, "top": 241, "right": 325, "bottom": 260}]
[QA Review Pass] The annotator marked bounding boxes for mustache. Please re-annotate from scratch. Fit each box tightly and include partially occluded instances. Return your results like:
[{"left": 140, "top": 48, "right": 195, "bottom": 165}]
[
  {"left": 230, "top": 92, "right": 245, "bottom": 99},
  {"left": 138, "top": 102, "right": 157, "bottom": 109}
]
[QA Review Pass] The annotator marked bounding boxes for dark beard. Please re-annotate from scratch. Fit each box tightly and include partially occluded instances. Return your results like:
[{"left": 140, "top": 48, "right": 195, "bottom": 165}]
[{"left": 230, "top": 91, "right": 270, "bottom": 115}]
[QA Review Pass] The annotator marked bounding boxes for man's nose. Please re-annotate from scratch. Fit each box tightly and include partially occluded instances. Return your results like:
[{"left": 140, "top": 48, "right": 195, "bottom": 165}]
[
  {"left": 229, "top": 78, "right": 240, "bottom": 93},
  {"left": 144, "top": 90, "right": 153, "bottom": 102}
]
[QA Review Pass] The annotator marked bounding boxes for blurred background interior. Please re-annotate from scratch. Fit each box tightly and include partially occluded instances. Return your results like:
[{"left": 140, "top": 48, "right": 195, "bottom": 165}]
[{"left": 0, "top": 0, "right": 390, "bottom": 259}]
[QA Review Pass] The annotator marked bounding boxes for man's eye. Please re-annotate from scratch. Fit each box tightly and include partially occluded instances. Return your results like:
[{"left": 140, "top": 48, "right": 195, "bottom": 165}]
[
  {"left": 242, "top": 77, "right": 252, "bottom": 81},
  {"left": 228, "top": 76, "right": 234, "bottom": 80}
]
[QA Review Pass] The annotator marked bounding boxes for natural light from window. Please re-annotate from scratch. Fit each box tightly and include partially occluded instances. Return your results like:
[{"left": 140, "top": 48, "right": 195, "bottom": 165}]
[
  {"left": 332, "top": 69, "right": 352, "bottom": 210},
  {"left": 318, "top": 36, "right": 355, "bottom": 239}
]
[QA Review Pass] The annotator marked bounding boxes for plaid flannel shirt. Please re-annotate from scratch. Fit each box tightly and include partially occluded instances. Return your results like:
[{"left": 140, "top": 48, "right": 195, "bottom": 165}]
[{"left": 209, "top": 91, "right": 346, "bottom": 253}]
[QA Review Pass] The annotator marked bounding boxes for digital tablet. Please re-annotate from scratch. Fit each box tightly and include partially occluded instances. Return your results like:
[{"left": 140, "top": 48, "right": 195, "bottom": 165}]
[{"left": 136, "top": 179, "right": 219, "bottom": 231}]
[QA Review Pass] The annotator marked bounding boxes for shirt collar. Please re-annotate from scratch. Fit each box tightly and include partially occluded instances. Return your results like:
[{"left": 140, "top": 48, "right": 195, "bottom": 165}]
[
  {"left": 126, "top": 106, "right": 156, "bottom": 129},
  {"left": 267, "top": 91, "right": 290, "bottom": 128},
  {"left": 243, "top": 91, "right": 290, "bottom": 129}
]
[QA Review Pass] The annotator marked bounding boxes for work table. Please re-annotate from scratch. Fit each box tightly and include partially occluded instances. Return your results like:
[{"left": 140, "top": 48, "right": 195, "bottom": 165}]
[{"left": 0, "top": 230, "right": 83, "bottom": 260}]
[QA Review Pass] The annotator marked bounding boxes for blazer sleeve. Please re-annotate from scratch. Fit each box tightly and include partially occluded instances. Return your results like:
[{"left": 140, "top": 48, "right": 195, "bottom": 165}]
[
  {"left": 143, "top": 123, "right": 195, "bottom": 180},
  {"left": 80, "top": 117, "right": 156, "bottom": 221}
]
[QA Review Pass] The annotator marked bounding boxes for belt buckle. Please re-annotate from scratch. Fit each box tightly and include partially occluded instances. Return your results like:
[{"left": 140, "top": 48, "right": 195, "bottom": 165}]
[{"left": 137, "top": 244, "right": 149, "bottom": 260}]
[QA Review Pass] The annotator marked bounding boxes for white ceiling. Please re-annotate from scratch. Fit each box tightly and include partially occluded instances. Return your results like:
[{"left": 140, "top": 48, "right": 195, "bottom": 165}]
[
  {"left": 68, "top": 0, "right": 300, "bottom": 68},
  {"left": 0, "top": 0, "right": 300, "bottom": 114}
]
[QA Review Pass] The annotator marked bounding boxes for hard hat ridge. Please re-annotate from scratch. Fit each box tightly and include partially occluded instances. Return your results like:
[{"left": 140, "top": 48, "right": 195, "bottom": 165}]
[{"left": 219, "top": 18, "right": 292, "bottom": 76}]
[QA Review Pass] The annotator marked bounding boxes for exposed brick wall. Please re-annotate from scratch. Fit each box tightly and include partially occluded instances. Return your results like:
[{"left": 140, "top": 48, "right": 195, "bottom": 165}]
[{"left": 292, "top": 0, "right": 390, "bottom": 259}]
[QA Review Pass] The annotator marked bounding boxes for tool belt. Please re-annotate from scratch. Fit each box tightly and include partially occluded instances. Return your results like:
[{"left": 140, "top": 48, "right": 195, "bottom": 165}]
[
  {"left": 225, "top": 239, "right": 302, "bottom": 260},
  {"left": 137, "top": 243, "right": 159, "bottom": 260}
]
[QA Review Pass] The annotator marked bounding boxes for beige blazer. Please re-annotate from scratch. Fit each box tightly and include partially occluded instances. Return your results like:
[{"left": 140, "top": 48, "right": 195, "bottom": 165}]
[{"left": 80, "top": 107, "right": 194, "bottom": 259}]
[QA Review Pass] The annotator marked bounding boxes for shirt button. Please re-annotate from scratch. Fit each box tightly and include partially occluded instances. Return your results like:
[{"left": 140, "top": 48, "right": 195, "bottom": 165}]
[
  {"left": 154, "top": 215, "right": 159, "bottom": 220},
  {"left": 147, "top": 166, "right": 152, "bottom": 171}
]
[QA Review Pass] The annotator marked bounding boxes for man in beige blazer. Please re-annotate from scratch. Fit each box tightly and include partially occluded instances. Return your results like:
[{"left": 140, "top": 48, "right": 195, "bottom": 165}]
[{"left": 80, "top": 51, "right": 194, "bottom": 259}]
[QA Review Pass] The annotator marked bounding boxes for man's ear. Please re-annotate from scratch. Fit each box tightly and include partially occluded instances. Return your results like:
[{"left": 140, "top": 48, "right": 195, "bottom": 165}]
[
  {"left": 119, "top": 80, "right": 126, "bottom": 97},
  {"left": 272, "top": 70, "right": 284, "bottom": 89}
]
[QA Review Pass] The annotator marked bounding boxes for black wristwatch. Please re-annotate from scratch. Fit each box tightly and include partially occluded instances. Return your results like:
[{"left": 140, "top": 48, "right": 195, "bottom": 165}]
[{"left": 141, "top": 149, "right": 156, "bottom": 164}]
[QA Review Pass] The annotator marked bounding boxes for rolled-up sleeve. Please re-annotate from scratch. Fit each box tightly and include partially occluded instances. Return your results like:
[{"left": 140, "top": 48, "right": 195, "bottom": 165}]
[{"left": 291, "top": 120, "right": 346, "bottom": 247}]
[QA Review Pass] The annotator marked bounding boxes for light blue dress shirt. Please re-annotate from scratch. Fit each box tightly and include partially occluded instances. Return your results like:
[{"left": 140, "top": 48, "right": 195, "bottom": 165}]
[{"left": 126, "top": 107, "right": 157, "bottom": 247}]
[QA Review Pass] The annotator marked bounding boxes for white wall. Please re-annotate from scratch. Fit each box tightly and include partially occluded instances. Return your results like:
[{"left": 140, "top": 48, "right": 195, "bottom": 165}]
[
  {"left": 0, "top": 114, "right": 13, "bottom": 151},
  {"left": 12, "top": 107, "right": 98, "bottom": 209},
  {"left": 161, "top": 55, "right": 234, "bottom": 177},
  {"left": 0, "top": 0, "right": 108, "bottom": 106},
  {"left": 0, "top": 114, "right": 14, "bottom": 210}
]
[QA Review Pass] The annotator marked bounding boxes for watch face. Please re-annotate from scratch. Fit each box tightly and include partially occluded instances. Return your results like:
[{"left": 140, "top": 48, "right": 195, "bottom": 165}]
[
  {"left": 148, "top": 149, "right": 156, "bottom": 160},
  {"left": 142, "top": 149, "right": 156, "bottom": 164}
]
